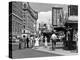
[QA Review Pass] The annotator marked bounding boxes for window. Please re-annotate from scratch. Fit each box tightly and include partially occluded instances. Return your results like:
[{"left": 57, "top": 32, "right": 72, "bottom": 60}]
[{"left": 68, "top": 5, "right": 78, "bottom": 16}]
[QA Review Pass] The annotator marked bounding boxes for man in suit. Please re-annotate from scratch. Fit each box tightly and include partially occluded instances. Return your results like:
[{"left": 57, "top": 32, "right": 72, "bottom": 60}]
[{"left": 26, "top": 36, "right": 29, "bottom": 48}]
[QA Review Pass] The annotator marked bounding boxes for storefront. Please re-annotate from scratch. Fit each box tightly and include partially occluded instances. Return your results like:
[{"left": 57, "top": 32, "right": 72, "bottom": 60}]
[
  {"left": 64, "top": 16, "right": 78, "bottom": 50},
  {"left": 42, "top": 30, "right": 52, "bottom": 42},
  {"left": 54, "top": 27, "right": 66, "bottom": 48}
]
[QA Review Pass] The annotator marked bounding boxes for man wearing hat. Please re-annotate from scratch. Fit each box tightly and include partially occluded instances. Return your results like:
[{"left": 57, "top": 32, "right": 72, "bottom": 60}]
[{"left": 50, "top": 30, "right": 57, "bottom": 50}]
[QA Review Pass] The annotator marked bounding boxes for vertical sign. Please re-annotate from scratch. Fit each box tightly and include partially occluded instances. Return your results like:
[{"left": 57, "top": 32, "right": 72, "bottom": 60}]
[
  {"left": 52, "top": 7, "right": 63, "bottom": 27},
  {"left": 52, "top": 8, "right": 57, "bottom": 26}
]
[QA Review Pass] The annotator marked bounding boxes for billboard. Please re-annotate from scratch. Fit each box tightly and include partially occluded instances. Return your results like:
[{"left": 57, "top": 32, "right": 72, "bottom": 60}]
[{"left": 52, "top": 7, "right": 63, "bottom": 27}]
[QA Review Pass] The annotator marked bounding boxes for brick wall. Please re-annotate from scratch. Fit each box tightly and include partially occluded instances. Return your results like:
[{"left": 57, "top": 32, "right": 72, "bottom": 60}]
[{"left": 11, "top": 2, "right": 23, "bottom": 36}]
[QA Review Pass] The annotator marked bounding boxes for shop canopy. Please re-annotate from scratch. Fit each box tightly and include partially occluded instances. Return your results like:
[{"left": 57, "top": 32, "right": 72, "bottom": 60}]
[
  {"left": 54, "top": 26, "right": 66, "bottom": 31},
  {"left": 67, "top": 16, "right": 78, "bottom": 23},
  {"left": 68, "top": 16, "right": 78, "bottom": 21},
  {"left": 65, "top": 16, "right": 78, "bottom": 29}
]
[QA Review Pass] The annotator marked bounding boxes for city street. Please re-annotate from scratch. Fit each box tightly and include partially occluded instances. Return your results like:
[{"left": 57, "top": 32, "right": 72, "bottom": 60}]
[
  {"left": 9, "top": 1, "right": 78, "bottom": 59},
  {"left": 12, "top": 48, "right": 61, "bottom": 59}
]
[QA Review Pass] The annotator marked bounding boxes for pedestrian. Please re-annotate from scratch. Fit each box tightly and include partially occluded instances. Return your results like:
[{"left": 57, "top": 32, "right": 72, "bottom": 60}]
[
  {"left": 67, "top": 30, "right": 72, "bottom": 50},
  {"left": 23, "top": 35, "right": 27, "bottom": 48},
  {"left": 32, "top": 36, "right": 35, "bottom": 47},
  {"left": 40, "top": 35, "right": 43, "bottom": 46},
  {"left": 26, "top": 36, "right": 29, "bottom": 48},
  {"left": 61, "top": 32, "right": 65, "bottom": 48},
  {"left": 73, "top": 31, "right": 78, "bottom": 52},
  {"left": 30, "top": 36, "right": 34, "bottom": 48},
  {"left": 44, "top": 36, "right": 48, "bottom": 48},
  {"left": 34, "top": 36, "right": 39, "bottom": 49},
  {"left": 50, "top": 30, "right": 57, "bottom": 50},
  {"left": 19, "top": 37, "right": 22, "bottom": 49}
]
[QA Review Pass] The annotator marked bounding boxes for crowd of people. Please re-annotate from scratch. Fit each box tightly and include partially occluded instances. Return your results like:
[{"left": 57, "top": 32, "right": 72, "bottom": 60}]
[
  {"left": 12, "top": 29, "right": 78, "bottom": 52},
  {"left": 17, "top": 35, "right": 48, "bottom": 49},
  {"left": 15, "top": 30, "right": 65, "bottom": 50}
]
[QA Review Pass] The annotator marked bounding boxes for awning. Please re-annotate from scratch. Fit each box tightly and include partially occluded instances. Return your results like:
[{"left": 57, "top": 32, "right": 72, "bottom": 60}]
[
  {"left": 66, "top": 20, "right": 78, "bottom": 23},
  {"left": 53, "top": 27, "right": 67, "bottom": 32},
  {"left": 68, "top": 16, "right": 78, "bottom": 21}
]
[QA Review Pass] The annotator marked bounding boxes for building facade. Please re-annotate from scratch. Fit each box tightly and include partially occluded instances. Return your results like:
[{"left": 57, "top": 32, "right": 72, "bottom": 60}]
[
  {"left": 22, "top": 2, "right": 38, "bottom": 36},
  {"left": 63, "top": 5, "right": 78, "bottom": 50},
  {"left": 9, "top": 1, "right": 23, "bottom": 37},
  {"left": 68, "top": 5, "right": 78, "bottom": 16},
  {"left": 9, "top": 2, "right": 38, "bottom": 38},
  {"left": 65, "top": 5, "right": 78, "bottom": 41}
]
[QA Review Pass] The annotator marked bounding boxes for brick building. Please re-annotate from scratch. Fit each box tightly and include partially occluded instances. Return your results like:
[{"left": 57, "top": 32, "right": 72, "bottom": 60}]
[
  {"left": 22, "top": 2, "right": 38, "bottom": 37},
  {"left": 9, "top": 1, "right": 23, "bottom": 37},
  {"left": 9, "top": 1, "right": 38, "bottom": 38}
]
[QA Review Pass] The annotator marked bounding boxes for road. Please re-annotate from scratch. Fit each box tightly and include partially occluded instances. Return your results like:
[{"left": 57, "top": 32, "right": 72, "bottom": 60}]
[{"left": 12, "top": 48, "right": 61, "bottom": 59}]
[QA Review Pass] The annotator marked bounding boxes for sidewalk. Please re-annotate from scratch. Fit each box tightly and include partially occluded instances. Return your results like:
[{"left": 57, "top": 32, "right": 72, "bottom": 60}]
[{"left": 32, "top": 46, "right": 78, "bottom": 56}]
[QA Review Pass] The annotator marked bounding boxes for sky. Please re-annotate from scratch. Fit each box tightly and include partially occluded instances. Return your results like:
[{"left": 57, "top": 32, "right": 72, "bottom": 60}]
[
  {"left": 29, "top": 2, "right": 68, "bottom": 30},
  {"left": 29, "top": 2, "right": 68, "bottom": 12},
  {"left": 29, "top": 2, "right": 68, "bottom": 23}
]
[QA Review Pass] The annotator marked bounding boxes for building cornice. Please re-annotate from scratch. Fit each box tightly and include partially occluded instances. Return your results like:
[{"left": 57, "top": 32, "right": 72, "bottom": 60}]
[
  {"left": 23, "top": 2, "right": 38, "bottom": 20},
  {"left": 9, "top": 13, "right": 23, "bottom": 21}
]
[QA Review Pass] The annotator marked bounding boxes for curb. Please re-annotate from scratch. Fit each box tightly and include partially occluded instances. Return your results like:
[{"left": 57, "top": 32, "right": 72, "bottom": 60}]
[{"left": 32, "top": 47, "right": 78, "bottom": 56}]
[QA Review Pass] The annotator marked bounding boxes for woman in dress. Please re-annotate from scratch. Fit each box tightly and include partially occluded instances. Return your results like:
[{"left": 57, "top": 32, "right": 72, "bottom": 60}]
[
  {"left": 30, "top": 36, "right": 33, "bottom": 48},
  {"left": 40, "top": 35, "right": 43, "bottom": 46},
  {"left": 44, "top": 36, "right": 48, "bottom": 48},
  {"left": 34, "top": 36, "right": 39, "bottom": 48}
]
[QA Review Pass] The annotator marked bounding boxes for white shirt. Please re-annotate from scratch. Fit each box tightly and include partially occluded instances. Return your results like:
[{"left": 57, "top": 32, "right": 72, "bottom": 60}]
[{"left": 51, "top": 34, "right": 57, "bottom": 40}]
